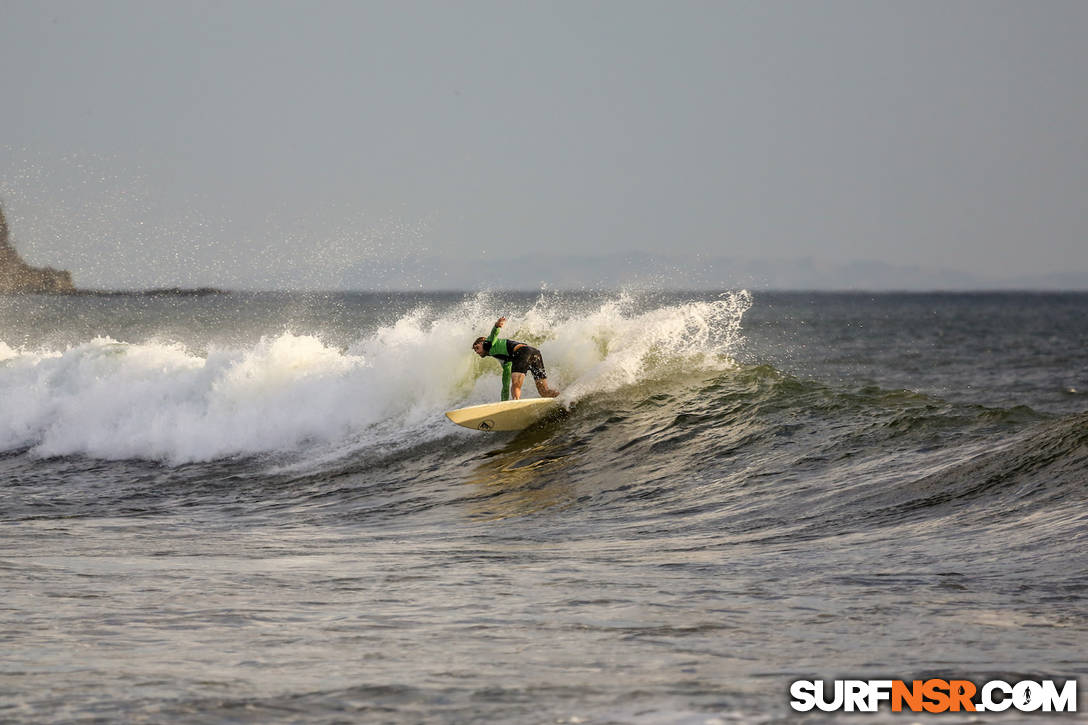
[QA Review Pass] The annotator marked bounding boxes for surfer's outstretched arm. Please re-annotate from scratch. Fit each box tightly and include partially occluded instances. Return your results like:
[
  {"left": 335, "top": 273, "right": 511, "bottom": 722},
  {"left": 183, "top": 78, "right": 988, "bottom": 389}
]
[{"left": 486, "top": 316, "right": 506, "bottom": 345}]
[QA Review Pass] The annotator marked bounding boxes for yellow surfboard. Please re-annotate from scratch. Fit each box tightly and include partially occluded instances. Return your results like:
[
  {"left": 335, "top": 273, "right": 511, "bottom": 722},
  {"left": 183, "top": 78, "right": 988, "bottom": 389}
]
[{"left": 445, "top": 398, "right": 561, "bottom": 431}]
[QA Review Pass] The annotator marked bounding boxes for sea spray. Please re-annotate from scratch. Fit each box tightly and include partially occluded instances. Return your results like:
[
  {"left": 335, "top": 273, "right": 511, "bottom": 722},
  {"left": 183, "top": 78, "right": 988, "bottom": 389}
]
[{"left": 553, "top": 290, "right": 752, "bottom": 399}]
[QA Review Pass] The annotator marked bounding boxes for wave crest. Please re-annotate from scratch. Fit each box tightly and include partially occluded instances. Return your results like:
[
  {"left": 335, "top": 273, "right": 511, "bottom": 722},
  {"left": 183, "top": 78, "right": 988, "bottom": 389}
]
[{"left": 0, "top": 291, "right": 753, "bottom": 463}]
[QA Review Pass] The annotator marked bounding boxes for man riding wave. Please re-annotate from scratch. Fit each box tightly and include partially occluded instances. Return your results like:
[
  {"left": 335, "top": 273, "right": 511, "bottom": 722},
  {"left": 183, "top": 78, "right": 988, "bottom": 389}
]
[{"left": 472, "top": 316, "right": 559, "bottom": 401}]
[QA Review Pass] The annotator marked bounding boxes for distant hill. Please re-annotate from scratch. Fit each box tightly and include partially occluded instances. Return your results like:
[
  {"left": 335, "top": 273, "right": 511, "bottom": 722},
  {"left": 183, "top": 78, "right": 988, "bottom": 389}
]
[
  {"left": 340, "top": 251, "right": 1087, "bottom": 291},
  {"left": 0, "top": 202, "right": 75, "bottom": 293}
]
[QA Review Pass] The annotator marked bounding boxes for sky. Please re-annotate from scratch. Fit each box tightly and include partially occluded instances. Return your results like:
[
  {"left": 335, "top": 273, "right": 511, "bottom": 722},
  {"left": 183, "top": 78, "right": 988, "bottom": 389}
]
[{"left": 1, "top": 0, "right": 1086, "bottom": 290}]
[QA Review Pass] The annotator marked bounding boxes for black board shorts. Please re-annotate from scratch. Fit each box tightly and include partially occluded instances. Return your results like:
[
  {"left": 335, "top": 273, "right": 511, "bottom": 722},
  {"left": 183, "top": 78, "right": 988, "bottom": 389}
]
[{"left": 511, "top": 345, "right": 547, "bottom": 380}]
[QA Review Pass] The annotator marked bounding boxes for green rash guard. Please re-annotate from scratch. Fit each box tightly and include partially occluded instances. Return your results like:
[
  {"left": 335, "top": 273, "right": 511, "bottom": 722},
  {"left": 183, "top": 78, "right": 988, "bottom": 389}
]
[{"left": 485, "top": 324, "right": 515, "bottom": 401}]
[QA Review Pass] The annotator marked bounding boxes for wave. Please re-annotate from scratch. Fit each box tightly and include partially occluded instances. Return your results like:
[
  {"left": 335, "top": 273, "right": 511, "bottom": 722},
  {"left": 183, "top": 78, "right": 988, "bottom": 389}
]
[
  {"left": 866, "top": 410, "right": 1088, "bottom": 519},
  {"left": 0, "top": 291, "right": 753, "bottom": 463},
  {"left": 6, "top": 283, "right": 1076, "bottom": 540},
  {"left": 440, "top": 360, "right": 1084, "bottom": 533}
]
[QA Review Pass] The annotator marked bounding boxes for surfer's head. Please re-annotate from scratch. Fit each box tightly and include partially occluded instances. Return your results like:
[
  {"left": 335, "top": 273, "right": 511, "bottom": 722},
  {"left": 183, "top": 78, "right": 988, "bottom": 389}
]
[{"left": 472, "top": 337, "right": 489, "bottom": 357}]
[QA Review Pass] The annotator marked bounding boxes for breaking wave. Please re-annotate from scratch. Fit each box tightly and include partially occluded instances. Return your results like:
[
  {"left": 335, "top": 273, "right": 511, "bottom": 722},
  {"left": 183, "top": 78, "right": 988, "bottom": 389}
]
[{"left": 0, "top": 291, "right": 752, "bottom": 463}]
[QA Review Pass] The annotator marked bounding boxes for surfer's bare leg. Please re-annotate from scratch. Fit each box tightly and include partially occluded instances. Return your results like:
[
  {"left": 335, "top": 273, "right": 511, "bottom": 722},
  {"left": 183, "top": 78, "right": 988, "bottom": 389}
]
[
  {"left": 535, "top": 378, "right": 559, "bottom": 398},
  {"left": 510, "top": 372, "right": 525, "bottom": 400}
]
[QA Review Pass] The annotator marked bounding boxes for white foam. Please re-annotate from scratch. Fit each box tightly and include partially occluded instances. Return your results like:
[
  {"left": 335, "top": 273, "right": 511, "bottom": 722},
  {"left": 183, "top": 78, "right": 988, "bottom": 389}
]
[{"left": 0, "top": 292, "right": 751, "bottom": 463}]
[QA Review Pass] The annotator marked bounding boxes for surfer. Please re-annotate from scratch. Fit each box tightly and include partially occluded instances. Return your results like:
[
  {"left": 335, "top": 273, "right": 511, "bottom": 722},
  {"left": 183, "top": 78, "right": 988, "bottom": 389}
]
[{"left": 472, "top": 316, "right": 560, "bottom": 401}]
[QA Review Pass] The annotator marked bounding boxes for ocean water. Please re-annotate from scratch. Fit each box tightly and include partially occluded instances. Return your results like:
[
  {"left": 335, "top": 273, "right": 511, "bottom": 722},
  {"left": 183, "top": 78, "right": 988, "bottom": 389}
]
[{"left": 1, "top": 290, "right": 1085, "bottom": 724}]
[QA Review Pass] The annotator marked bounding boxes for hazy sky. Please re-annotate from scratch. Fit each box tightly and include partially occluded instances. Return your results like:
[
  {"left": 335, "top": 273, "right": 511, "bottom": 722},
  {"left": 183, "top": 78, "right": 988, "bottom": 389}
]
[{"left": 2, "top": 0, "right": 1086, "bottom": 290}]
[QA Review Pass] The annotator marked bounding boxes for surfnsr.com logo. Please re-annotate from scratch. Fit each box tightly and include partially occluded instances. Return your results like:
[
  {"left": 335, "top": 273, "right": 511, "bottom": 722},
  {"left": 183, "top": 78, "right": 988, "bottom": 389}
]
[{"left": 790, "top": 679, "right": 1078, "bottom": 713}]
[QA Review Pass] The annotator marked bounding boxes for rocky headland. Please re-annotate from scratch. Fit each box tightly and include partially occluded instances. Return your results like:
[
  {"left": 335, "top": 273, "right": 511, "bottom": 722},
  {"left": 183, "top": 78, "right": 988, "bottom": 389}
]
[{"left": 0, "top": 202, "right": 75, "bottom": 293}]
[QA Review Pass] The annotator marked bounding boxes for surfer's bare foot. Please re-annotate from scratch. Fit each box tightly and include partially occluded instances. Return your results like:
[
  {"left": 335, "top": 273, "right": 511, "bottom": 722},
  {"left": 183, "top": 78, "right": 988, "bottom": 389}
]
[{"left": 535, "top": 379, "right": 559, "bottom": 398}]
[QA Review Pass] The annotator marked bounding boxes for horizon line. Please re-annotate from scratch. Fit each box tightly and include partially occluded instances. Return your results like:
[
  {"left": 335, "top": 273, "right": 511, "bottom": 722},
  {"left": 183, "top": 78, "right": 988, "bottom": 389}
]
[{"left": 7, "top": 286, "right": 1088, "bottom": 296}]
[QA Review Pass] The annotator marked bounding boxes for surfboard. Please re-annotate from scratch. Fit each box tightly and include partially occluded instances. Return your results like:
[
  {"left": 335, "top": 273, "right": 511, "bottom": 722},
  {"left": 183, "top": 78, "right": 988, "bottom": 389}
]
[{"left": 445, "top": 398, "right": 561, "bottom": 431}]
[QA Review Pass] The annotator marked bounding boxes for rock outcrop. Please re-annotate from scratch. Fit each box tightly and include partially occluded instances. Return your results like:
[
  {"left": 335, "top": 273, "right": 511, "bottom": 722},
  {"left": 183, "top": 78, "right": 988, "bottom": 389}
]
[{"left": 0, "top": 203, "right": 75, "bottom": 293}]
